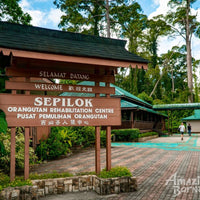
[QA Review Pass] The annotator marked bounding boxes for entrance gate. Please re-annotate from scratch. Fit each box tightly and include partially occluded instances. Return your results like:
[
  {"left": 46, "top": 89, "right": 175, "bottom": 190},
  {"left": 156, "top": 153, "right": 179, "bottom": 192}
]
[{"left": 0, "top": 21, "right": 148, "bottom": 181}]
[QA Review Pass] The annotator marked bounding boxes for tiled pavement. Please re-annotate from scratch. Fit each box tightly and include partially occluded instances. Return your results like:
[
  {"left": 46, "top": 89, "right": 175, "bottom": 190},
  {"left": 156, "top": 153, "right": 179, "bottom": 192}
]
[{"left": 34, "top": 135, "right": 200, "bottom": 200}]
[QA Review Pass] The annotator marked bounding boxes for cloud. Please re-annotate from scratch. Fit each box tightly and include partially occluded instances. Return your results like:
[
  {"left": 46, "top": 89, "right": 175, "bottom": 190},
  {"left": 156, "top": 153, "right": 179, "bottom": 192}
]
[
  {"left": 47, "top": 8, "right": 63, "bottom": 27},
  {"left": 19, "top": 0, "right": 31, "bottom": 9},
  {"left": 19, "top": 0, "right": 63, "bottom": 29},
  {"left": 152, "top": 0, "right": 161, "bottom": 6},
  {"left": 19, "top": 0, "right": 46, "bottom": 26},
  {"left": 192, "top": 36, "right": 200, "bottom": 60},
  {"left": 34, "top": 0, "right": 49, "bottom": 2},
  {"left": 149, "top": 0, "right": 170, "bottom": 18},
  {"left": 28, "top": 10, "right": 47, "bottom": 27}
]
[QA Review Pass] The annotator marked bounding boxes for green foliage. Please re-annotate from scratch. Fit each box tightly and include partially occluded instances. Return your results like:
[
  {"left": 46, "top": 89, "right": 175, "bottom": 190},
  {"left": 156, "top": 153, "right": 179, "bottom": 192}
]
[
  {"left": 36, "top": 128, "right": 71, "bottom": 161},
  {"left": 0, "top": 171, "right": 32, "bottom": 191},
  {"left": 137, "top": 92, "right": 153, "bottom": 105},
  {"left": 29, "top": 171, "right": 73, "bottom": 180},
  {"left": 9, "top": 177, "right": 32, "bottom": 188},
  {"left": 139, "top": 132, "right": 158, "bottom": 138},
  {"left": 0, "top": 128, "right": 38, "bottom": 173},
  {"left": 59, "top": 79, "right": 79, "bottom": 85},
  {"left": 0, "top": 0, "right": 31, "bottom": 24},
  {"left": 65, "top": 126, "right": 95, "bottom": 147},
  {"left": 0, "top": 110, "right": 7, "bottom": 134},
  {"left": 98, "top": 166, "right": 132, "bottom": 179},
  {"left": 54, "top": 0, "right": 105, "bottom": 35},
  {"left": 111, "top": 129, "right": 140, "bottom": 142},
  {"left": 36, "top": 126, "right": 97, "bottom": 161},
  {"left": 111, "top": 1, "right": 147, "bottom": 53},
  {"left": 165, "top": 110, "right": 194, "bottom": 131},
  {"left": 0, "top": 171, "right": 10, "bottom": 189}
]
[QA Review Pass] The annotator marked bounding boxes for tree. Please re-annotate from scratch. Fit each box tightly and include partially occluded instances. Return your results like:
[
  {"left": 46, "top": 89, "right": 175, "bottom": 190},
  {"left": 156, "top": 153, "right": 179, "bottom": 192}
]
[
  {"left": 111, "top": 1, "right": 147, "bottom": 54},
  {"left": 0, "top": 0, "right": 31, "bottom": 25},
  {"left": 110, "top": 1, "right": 148, "bottom": 95},
  {"left": 166, "top": 0, "right": 200, "bottom": 102},
  {"left": 144, "top": 16, "right": 171, "bottom": 69},
  {"left": 54, "top": 0, "right": 105, "bottom": 36}
]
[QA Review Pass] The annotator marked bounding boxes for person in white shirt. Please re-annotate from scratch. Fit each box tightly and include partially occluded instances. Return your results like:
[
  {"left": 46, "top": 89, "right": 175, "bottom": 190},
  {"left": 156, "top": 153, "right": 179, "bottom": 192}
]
[{"left": 179, "top": 122, "right": 185, "bottom": 141}]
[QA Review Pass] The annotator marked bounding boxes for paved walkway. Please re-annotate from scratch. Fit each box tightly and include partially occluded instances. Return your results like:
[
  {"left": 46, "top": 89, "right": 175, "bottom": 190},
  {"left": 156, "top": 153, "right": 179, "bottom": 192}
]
[{"left": 34, "top": 135, "right": 200, "bottom": 200}]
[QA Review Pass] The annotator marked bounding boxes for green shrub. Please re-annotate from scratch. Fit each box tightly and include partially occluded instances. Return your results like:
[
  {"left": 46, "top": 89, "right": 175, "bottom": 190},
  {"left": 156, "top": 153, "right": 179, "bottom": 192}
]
[
  {"left": 29, "top": 171, "right": 73, "bottom": 180},
  {"left": 0, "top": 111, "right": 7, "bottom": 134},
  {"left": 98, "top": 166, "right": 132, "bottom": 178},
  {"left": 9, "top": 177, "right": 32, "bottom": 188},
  {"left": 0, "top": 128, "right": 38, "bottom": 173},
  {"left": 111, "top": 129, "right": 140, "bottom": 142},
  {"left": 36, "top": 128, "right": 71, "bottom": 161},
  {"left": 0, "top": 171, "right": 9, "bottom": 190},
  {"left": 64, "top": 126, "right": 95, "bottom": 147},
  {"left": 100, "top": 130, "right": 107, "bottom": 147},
  {"left": 36, "top": 126, "right": 96, "bottom": 161},
  {"left": 138, "top": 132, "right": 158, "bottom": 138},
  {"left": 0, "top": 171, "right": 32, "bottom": 191}
]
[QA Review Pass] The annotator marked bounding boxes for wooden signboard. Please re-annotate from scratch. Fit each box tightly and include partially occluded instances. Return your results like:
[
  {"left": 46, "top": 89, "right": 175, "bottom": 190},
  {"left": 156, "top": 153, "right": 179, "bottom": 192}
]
[
  {"left": 5, "top": 81, "right": 115, "bottom": 94},
  {"left": 0, "top": 94, "right": 121, "bottom": 127},
  {"left": 6, "top": 67, "right": 115, "bottom": 83}
]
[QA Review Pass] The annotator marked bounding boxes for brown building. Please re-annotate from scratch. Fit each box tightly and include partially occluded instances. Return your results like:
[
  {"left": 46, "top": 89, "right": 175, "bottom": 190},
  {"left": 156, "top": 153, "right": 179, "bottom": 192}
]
[{"left": 61, "top": 81, "right": 167, "bottom": 133}]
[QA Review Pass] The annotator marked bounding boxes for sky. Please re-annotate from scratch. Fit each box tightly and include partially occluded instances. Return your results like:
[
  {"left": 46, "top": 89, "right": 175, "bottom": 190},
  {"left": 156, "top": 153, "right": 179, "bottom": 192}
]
[{"left": 19, "top": 0, "right": 200, "bottom": 63}]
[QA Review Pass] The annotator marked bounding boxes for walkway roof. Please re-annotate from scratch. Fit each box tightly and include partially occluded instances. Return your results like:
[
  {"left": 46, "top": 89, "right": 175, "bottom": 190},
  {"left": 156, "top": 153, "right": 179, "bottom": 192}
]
[
  {"left": 121, "top": 99, "right": 167, "bottom": 117},
  {"left": 153, "top": 103, "right": 200, "bottom": 110},
  {"left": 182, "top": 110, "right": 200, "bottom": 121}
]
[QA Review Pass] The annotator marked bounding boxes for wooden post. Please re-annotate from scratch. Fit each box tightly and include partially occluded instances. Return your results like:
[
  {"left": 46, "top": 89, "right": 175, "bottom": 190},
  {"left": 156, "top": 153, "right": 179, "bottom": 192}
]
[
  {"left": 24, "top": 88, "right": 30, "bottom": 180},
  {"left": 106, "top": 81, "right": 111, "bottom": 171},
  {"left": 131, "top": 111, "right": 134, "bottom": 128},
  {"left": 171, "top": 110, "right": 173, "bottom": 134},
  {"left": 106, "top": 126, "right": 111, "bottom": 171},
  {"left": 95, "top": 126, "right": 101, "bottom": 174},
  {"left": 10, "top": 127, "right": 16, "bottom": 182},
  {"left": 168, "top": 110, "right": 170, "bottom": 133},
  {"left": 95, "top": 81, "right": 101, "bottom": 174},
  {"left": 10, "top": 89, "right": 17, "bottom": 181},
  {"left": 24, "top": 127, "right": 29, "bottom": 180}
]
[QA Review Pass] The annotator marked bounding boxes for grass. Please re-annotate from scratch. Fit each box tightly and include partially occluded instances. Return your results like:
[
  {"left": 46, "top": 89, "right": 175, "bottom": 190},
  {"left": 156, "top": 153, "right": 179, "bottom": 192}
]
[{"left": 29, "top": 171, "right": 73, "bottom": 180}]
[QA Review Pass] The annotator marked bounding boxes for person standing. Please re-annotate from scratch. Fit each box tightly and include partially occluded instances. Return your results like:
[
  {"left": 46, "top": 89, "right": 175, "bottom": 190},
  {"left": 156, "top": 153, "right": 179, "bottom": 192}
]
[
  {"left": 187, "top": 123, "right": 192, "bottom": 136},
  {"left": 179, "top": 122, "right": 185, "bottom": 141}
]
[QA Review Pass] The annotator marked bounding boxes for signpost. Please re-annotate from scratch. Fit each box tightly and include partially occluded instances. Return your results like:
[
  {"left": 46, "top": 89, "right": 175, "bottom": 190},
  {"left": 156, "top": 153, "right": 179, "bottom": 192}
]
[
  {"left": 0, "top": 94, "right": 121, "bottom": 127},
  {"left": 5, "top": 81, "right": 115, "bottom": 94},
  {"left": 2, "top": 62, "right": 121, "bottom": 181},
  {"left": 6, "top": 67, "right": 115, "bottom": 83}
]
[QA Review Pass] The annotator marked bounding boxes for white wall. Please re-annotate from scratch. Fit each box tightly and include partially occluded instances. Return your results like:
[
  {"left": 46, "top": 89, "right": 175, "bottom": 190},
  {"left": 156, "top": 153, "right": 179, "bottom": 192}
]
[{"left": 186, "top": 121, "right": 200, "bottom": 133}]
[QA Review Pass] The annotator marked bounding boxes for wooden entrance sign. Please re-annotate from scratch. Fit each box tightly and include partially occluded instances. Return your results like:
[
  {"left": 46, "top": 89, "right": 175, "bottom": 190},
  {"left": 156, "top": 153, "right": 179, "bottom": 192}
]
[
  {"left": 4, "top": 65, "right": 120, "bottom": 180},
  {"left": 6, "top": 67, "right": 115, "bottom": 83},
  {"left": 5, "top": 81, "right": 115, "bottom": 94},
  {"left": 0, "top": 94, "right": 121, "bottom": 127}
]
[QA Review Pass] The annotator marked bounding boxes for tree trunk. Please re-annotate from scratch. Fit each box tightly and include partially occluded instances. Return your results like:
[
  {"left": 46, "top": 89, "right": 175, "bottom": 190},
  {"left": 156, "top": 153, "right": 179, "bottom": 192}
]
[
  {"left": 186, "top": 0, "right": 193, "bottom": 102},
  {"left": 105, "top": 0, "right": 111, "bottom": 38}
]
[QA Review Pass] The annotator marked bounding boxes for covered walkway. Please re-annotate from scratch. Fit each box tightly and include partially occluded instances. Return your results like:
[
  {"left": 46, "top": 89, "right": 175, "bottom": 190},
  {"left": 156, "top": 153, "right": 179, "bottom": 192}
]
[{"left": 153, "top": 103, "right": 200, "bottom": 110}]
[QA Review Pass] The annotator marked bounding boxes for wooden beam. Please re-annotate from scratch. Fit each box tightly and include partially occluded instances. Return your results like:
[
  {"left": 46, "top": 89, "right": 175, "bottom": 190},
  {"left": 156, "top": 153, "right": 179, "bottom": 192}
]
[
  {"left": 10, "top": 128, "right": 16, "bottom": 182},
  {"left": 5, "top": 81, "right": 115, "bottom": 94},
  {"left": 95, "top": 126, "right": 101, "bottom": 174},
  {"left": 106, "top": 126, "right": 111, "bottom": 171},
  {"left": 24, "top": 127, "right": 29, "bottom": 180},
  {"left": 6, "top": 67, "right": 115, "bottom": 83},
  {"left": 95, "top": 81, "right": 101, "bottom": 174},
  {"left": 1, "top": 47, "right": 148, "bottom": 69}
]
